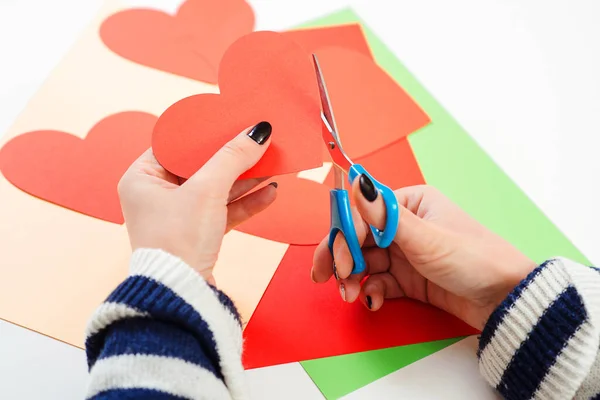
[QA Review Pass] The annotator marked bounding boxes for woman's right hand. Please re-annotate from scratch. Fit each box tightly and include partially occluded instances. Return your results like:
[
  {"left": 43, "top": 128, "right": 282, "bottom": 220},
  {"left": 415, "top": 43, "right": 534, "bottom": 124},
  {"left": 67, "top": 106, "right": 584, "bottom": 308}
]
[{"left": 311, "top": 180, "right": 537, "bottom": 330}]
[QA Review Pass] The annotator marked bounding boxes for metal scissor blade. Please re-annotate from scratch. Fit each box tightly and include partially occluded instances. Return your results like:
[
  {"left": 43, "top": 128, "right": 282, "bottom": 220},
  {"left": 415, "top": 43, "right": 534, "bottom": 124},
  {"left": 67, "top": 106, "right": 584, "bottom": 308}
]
[
  {"left": 321, "top": 114, "right": 352, "bottom": 172},
  {"left": 312, "top": 54, "right": 339, "bottom": 138},
  {"left": 312, "top": 54, "right": 353, "bottom": 174}
]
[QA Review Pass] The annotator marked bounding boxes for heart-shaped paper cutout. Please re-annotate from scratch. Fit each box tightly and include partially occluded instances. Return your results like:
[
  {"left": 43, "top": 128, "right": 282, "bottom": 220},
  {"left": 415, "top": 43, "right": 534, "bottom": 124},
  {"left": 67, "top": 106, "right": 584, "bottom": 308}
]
[
  {"left": 233, "top": 44, "right": 430, "bottom": 245},
  {"left": 235, "top": 139, "right": 426, "bottom": 245},
  {"left": 243, "top": 244, "right": 479, "bottom": 368},
  {"left": 100, "top": 0, "right": 254, "bottom": 84},
  {"left": 0, "top": 112, "right": 157, "bottom": 224},
  {"left": 314, "top": 47, "right": 431, "bottom": 160},
  {"left": 152, "top": 31, "right": 323, "bottom": 180},
  {"left": 235, "top": 173, "right": 330, "bottom": 245}
]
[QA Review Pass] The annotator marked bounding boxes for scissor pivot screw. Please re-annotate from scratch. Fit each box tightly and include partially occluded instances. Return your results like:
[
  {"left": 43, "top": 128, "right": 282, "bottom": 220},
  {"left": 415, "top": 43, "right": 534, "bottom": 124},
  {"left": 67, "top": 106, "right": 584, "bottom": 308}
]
[{"left": 329, "top": 141, "right": 336, "bottom": 150}]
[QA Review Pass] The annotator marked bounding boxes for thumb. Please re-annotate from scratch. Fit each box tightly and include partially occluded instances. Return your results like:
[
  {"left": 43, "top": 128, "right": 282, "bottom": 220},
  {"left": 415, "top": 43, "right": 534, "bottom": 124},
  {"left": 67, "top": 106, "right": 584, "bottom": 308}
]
[
  {"left": 351, "top": 175, "right": 436, "bottom": 251},
  {"left": 184, "top": 121, "right": 272, "bottom": 195}
]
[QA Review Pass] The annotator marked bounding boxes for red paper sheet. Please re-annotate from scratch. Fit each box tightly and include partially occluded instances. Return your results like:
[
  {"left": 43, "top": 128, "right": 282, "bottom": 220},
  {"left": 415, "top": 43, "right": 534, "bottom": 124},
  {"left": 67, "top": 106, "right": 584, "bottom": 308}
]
[
  {"left": 235, "top": 173, "right": 330, "bottom": 245},
  {"left": 100, "top": 0, "right": 254, "bottom": 84},
  {"left": 243, "top": 139, "right": 477, "bottom": 367},
  {"left": 243, "top": 244, "right": 478, "bottom": 368},
  {"left": 152, "top": 31, "right": 323, "bottom": 180},
  {"left": 0, "top": 112, "right": 156, "bottom": 224},
  {"left": 325, "top": 139, "right": 426, "bottom": 194},
  {"left": 314, "top": 47, "right": 431, "bottom": 160},
  {"left": 281, "top": 24, "right": 373, "bottom": 59}
]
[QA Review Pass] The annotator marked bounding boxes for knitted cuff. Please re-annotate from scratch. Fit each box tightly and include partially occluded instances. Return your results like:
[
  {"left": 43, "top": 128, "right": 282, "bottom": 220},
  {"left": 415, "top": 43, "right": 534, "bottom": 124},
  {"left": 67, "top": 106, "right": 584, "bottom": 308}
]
[
  {"left": 478, "top": 258, "right": 600, "bottom": 400},
  {"left": 85, "top": 248, "right": 247, "bottom": 399}
]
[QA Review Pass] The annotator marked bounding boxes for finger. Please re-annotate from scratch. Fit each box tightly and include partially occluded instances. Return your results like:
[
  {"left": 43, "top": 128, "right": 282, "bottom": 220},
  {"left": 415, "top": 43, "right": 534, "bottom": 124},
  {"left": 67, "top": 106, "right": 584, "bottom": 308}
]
[
  {"left": 225, "top": 182, "right": 277, "bottom": 231},
  {"left": 360, "top": 273, "right": 404, "bottom": 311},
  {"left": 352, "top": 178, "right": 438, "bottom": 250},
  {"left": 362, "top": 233, "right": 376, "bottom": 248},
  {"left": 335, "top": 247, "right": 392, "bottom": 303},
  {"left": 184, "top": 121, "right": 272, "bottom": 197},
  {"left": 332, "top": 232, "right": 353, "bottom": 279},
  {"left": 363, "top": 247, "right": 391, "bottom": 275},
  {"left": 228, "top": 177, "right": 269, "bottom": 203},
  {"left": 312, "top": 205, "right": 373, "bottom": 283},
  {"left": 351, "top": 174, "right": 387, "bottom": 231},
  {"left": 336, "top": 246, "right": 389, "bottom": 302},
  {"left": 331, "top": 207, "right": 372, "bottom": 280},
  {"left": 338, "top": 276, "right": 361, "bottom": 303},
  {"left": 312, "top": 236, "right": 334, "bottom": 283}
]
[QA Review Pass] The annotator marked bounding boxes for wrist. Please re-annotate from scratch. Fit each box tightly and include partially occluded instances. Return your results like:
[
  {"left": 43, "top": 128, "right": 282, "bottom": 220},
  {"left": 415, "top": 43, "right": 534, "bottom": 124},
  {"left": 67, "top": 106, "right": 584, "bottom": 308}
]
[
  {"left": 130, "top": 245, "right": 215, "bottom": 282},
  {"left": 130, "top": 237, "right": 216, "bottom": 280},
  {"left": 477, "top": 254, "right": 537, "bottom": 328}
]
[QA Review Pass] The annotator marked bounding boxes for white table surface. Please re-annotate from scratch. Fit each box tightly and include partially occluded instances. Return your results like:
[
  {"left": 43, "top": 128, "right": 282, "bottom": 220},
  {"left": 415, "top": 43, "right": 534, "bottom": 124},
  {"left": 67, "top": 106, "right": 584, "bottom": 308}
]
[{"left": 1, "top": 0, "right": 599, "bottom": 398}]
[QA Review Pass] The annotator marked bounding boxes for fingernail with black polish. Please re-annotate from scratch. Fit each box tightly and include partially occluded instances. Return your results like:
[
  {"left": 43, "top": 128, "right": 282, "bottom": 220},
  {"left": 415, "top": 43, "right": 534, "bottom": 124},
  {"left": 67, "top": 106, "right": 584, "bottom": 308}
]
[
  {"left": 269, "top": 181, "right": 278, "bottom": 189},
  {"left": 366, "top": 295, "right": 373, "bottom": 310},
  {"left": 359, "top": 174, "right": 378, "bottom": 202},
  {"left": 247, "top": 121, "right": 272, "bottom": 145}
]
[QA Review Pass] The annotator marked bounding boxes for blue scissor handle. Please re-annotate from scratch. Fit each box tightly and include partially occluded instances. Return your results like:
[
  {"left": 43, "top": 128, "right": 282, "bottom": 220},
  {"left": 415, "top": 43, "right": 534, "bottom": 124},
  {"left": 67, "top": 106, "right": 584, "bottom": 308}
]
[
  {"left": 328, "top": 165, "right": 399, "bottom": 275},
  {"left": 348, "top": 164, "right": 399, "bottom": 249},
  {"left": 328, "top": 189, "right": 366, "bottom": 274}
]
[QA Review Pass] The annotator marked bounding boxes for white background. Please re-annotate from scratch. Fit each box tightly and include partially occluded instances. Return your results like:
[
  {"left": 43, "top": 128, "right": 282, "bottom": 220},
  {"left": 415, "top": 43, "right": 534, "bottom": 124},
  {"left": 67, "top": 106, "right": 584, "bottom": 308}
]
[{"left": 0, "top": 0, "right": 599, "bottom": 398}]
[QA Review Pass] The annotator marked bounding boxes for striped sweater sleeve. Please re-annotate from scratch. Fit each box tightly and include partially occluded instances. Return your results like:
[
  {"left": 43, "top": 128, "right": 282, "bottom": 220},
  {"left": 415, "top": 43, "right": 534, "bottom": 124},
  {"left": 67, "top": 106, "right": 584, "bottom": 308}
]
[
  {"left": 84, "top": 248, "right": 248, "bottom": 400},
  {"left": 478, "top": 257, "right": 600, "bottom": 400}
]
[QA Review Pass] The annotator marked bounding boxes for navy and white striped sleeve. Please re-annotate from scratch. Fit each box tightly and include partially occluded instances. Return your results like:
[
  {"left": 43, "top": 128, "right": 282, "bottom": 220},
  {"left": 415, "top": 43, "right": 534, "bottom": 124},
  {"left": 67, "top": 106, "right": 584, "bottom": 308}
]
[
  {"left": 84, "top": 249, "right": 248, "bottom": 400},
  {"left": 478, "top": 257, "right": 600, "bottom": 400}
]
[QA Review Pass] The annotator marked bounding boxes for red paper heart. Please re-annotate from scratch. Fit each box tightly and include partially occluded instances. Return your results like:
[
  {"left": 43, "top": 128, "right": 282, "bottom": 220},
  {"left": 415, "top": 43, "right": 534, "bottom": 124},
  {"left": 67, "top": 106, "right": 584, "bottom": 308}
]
[
  {"left": 100, "top": 0, "right": 254, "bottom": 84},
  {"left": 0, "top": 112, "right": 157, "bottom": 224},
  {"left": 235, "top": 173, "right": 330, "bottom": 245},
  {"left": 233, "top": 43, "right": 430, "bottom": 245},
  {"left": 152, "top": 31, "right": 323, "bottom": 180},
  {"left": 243, "top": 244, "right": 479, "bottom": 368},
  {"left": 235, "top": 139, "right": 426, "bottom": 245},
  {"left": 314, "top": 47, "right": 431, "bottom": 160}
]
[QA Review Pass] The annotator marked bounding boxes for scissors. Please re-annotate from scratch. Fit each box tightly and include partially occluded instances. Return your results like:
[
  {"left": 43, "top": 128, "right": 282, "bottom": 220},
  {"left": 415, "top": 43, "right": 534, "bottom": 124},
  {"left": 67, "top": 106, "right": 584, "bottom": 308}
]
[{"left": 312, "top": 54, "right": 400, "bottom": 275}]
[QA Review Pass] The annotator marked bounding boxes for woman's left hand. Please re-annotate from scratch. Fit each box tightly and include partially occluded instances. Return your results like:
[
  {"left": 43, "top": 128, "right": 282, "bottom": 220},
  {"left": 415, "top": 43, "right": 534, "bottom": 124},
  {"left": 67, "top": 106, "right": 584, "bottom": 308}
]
[{"left": 118, "top": 122, "right": 277, "bottom": 284}]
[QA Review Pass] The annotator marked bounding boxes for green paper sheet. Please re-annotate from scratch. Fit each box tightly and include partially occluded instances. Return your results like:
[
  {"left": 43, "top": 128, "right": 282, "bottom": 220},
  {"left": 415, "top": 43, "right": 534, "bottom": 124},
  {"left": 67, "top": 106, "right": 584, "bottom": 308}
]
[
  {"left": 296, "top": 9, "right": 589, "bottom": 400},
  {"left": 302, "top": 338, "right": 463, "bottom": 399}
]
